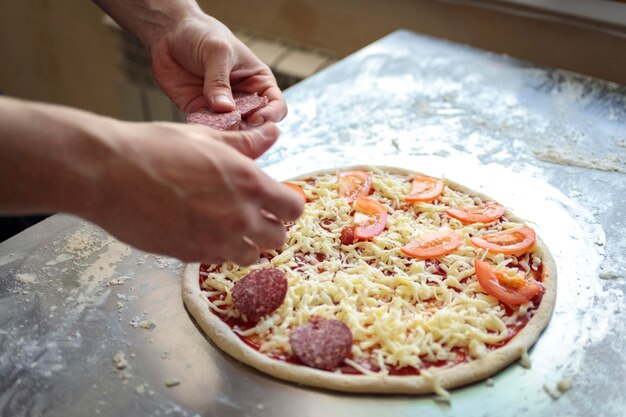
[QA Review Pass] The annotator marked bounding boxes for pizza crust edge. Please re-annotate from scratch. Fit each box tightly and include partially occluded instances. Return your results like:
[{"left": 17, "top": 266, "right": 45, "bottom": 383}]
[{"left": 181, "top": 165, "right": 557, "bottom": 394}]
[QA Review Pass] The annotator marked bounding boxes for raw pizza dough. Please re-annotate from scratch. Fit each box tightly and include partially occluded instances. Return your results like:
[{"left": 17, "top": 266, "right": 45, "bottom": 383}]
[{"left": 182, "top": 165, "right": 556, "bottom": 394}]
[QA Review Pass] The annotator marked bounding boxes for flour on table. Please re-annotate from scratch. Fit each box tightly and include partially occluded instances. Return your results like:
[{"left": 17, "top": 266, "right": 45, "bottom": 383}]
[
  {"left": 15, "top": 272, "right": 37, "bottom": 284},
  {"left": 164, "top": 378, "right": 181, "bottom": 388},
  {"left": 534, "top": 145, "right": 625, "bottom": 174},
  {"left": 63, "top": 227, "right": 107, "bottom": 259},
  {"left": 106, "top": 275, "right": 131, "bottom": 286},
  {"left": 45, "top": 253, "right": 75, "bottom": 266}
]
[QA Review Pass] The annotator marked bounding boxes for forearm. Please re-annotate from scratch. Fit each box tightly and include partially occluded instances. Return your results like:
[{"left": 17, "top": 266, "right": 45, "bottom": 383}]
[
  {"left": 0, "top": 97, "right": 120, "bottom": 217},
  {"left": 93, "top": 0, "right": 204, "bottom": 46}
]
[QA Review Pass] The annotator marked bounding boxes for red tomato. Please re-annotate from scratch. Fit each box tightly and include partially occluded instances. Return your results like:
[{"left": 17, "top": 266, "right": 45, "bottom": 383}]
[
  {"left": 339, "top": 226, "right": 355, "bottom": 245},
  {"left": 401, "top": 228, "right": 462, "bottom": 259},
  {"left": 283, "top": 182, "right": 307, "bottom": 202},
  {"left": 405, "top": 174, "right": 444, "bottom": 203},
  {"left": 474, "top": 259, "right": 542, "bottom": 306},
  {"left": 446, "top": 202, "right": 506, "bottom": 224},
  {"left": 470, "top": 226, "right": 536, "bottom": 255},
  {"left": 338, "top": 171, "right": 371, "bottom": 204},
  {"left": 352, "top": 196, "right": 387, "bottom": 239}
]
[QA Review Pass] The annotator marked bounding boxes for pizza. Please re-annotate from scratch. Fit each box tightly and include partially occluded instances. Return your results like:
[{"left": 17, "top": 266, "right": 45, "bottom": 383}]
[{"left": 182, "top": 165, "right": 556, "bottom": 395}]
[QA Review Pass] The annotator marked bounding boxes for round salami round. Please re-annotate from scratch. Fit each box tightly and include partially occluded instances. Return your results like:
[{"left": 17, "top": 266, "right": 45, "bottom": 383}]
[
  {"left": 186, "top": 111, "right": 241, "bottom": 131},
  {"left": 290, "top": 318, "right": 353, "bottom": 370},
  {"left": 233, "top": 92, "right": 269, "bottom": 116},
  {"left": 232, "top": 268, "right": 288, "bottom": 322}
]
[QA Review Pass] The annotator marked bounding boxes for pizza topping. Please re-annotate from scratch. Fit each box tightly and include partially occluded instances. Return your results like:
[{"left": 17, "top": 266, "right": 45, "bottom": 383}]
[
  {"left": 405, "top": 174, "right": 444, "bottom": 202},
  {"left": 352, "top": 196, "right": 388, "bottom": 240},
  {"left": 186, "top": 111, "right": 242, "bottom": 130},
  {"left": 446, "top": 202, "right": 505, "bottom": 224},
  {"left": 283, "top": 182, "right": 307, "bottom": 202},
  {"left": 186, "top": 92, "right": 268, "bottom": 130},
  {"left": 471, "top": 226, "right": 536, "bottom": 255},
  {"left": 289, "top": 318, "right": 353, "bottom": 370},
  {"left": 339, "top": 225, "right": 355, "bottom": 245},
  {"left": 338, "top": 170, "right": 372, "bottom": 204},
  {"left": 401, "top": 228, "right": 463, "bottom": 259},
  {"left": 200, "top": 168, "right": 547, "bottom": 376},
  {"left": 231, "top": 268, "right": 288, "bottom": 322},
  {"left": 474, "top": 259, "right": 542, "bottom": 306},
  {"left": 233, "top": 92, "right": 268, "bottom": 116}
]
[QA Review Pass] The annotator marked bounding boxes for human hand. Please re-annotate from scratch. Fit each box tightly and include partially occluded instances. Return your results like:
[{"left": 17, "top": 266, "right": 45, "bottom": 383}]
[
  {"left": 85, "top": 122, "right": 302, "bottom": 265},
  {"left": 149, "top": 14, "right": 287, "bottom": 126}
]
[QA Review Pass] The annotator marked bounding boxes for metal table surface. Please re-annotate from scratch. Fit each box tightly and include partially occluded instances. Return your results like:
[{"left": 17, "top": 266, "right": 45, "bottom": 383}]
[{"left": 1, "top": 30, "right": 625, "bottom": 417}]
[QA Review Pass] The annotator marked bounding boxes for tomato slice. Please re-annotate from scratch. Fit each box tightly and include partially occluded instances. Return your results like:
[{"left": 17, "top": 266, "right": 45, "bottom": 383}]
[
  {"left": 474, "top": 259, "right": 542, "bottom": 306},
  {"left": 446, "top": 202, "right": 505, "bottom": 224},
  {"left": 470, "top": 226, "right": 536, "bottom": 255},
  {"left": 338, "top": 170, "right": 372, "bottom": 204},
  {"left": 352, "top": 196, "right": 387, "bottom": 239},
  {"left": 283, "top": 182, "right": 307, "bottom": 202},
  {"left": 401, "top": 228, "right": 462, "bottom": 259},
  {"left": 405, "top": 174, "right": 444, "bottom": 203}
]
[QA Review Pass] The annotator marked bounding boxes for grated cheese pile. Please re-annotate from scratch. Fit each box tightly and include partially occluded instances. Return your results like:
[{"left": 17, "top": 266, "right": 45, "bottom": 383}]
[{"left": 200, "top": 168, "right": 544, "bottom": 374}]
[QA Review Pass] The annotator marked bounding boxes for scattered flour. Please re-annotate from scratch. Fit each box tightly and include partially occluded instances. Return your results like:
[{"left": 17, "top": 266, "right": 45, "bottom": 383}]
[
  {"left": 106, "top": 275, "right": 131, "bottom": 286},
  {"left": 557, "top": 378, "right": 573, "bottom": 393},
  {"left": 138, "top": 319, "right": 157, "bottom": 330},
  {"left": 135, "top": 383, "right": 152, "bottom": 395},
  {"left": 599, "top": 270, "right": 621, "bottom": 280},
  {"left": 544, "top": 384, "right": 561, "bottom": 400},
  {"left": 45, "top": 253, "right": 75, "bottom": 266},
  {"left": 113, "top": 352, "right": 128, "bottom": 370},
  {"left": 63, "top": 228, "right": 105, "bottom": 258},
  {"left": 129, "top": 311, "right": 156, "bottom": 330},
  {"left": 544, "top": 377, "right": 574, "bottom": 400},
  {"left": 164, "top": 378, "right": 181, "bottom": 388},
  {"left": 77, "top": 241, "right": 130, "bottom": 294},
  {"left": 15, "top": 273, "right": 37, "bottom": 284},
  {"left": 534, "top": 146, "right": 625, "bottom": 174},
  {"left": 112, "top": 351, "right": 132, "bottom": 381}
]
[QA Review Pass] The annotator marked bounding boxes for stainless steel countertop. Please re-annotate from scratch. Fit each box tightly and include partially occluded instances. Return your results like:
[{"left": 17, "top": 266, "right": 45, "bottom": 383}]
[{"left": 1, "top": 30, "right": 625, "bottom": 417}]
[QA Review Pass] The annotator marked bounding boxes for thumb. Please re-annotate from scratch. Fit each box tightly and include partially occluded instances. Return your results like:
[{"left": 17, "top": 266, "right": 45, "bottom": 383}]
[
  {"left": 202, "top": 51, "right": 236, "bottom": 113},
  {"left": 216, "top": 123, "right": 280, "bottom": 159}
]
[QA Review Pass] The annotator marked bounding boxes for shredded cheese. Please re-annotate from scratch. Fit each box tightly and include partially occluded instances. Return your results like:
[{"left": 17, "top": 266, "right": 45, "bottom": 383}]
[
  {"left": 422, "top": 369, "right": 451, "bottom": 403},
  {"left": 200, "top": 168, "right": 543, "bottom": 374},
  {"left": 519, "top": 346, "right": 532, "bottom": 369}
]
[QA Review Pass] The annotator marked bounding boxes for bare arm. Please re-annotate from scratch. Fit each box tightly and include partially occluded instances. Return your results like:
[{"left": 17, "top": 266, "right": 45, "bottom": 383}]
[
  {"left": 91, "top": 0, "right": 201, "bottom": 47},
  {"left": 0, "top": 96, "right": 303, "bottom": 264},
  {"left": 0, "top": 97, "right": 117, "bottom": 216}
]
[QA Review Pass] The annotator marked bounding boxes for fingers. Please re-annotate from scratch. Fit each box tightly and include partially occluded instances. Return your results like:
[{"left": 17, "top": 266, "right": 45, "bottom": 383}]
[
  {"left": 247, "top": 85, "right": 288, "bottom": 125},
  {"left": 213, "top": 207, "right": 287, "bottom": 266},
  {"left": 257, "top": 178, "right": 305, "bottom": 222},
  {"left": 216, "top": 123, "right": 280, "bottom": 159},
  {"left": 202, "top": 44, "right": 236, "bottom": 113},
  {"left": 221, "top": 236, "right": 260, "bottom": 266},
  {"left": 243, "top": 211, "right": 287, "bottom": 250}
]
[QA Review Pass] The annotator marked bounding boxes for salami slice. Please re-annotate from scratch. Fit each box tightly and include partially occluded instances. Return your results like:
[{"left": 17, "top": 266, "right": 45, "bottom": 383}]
[
  {"left": 186, "top": 92, "right": 268, "bottom": 130},
  {"left": 233, "top": 92, "right": 269, "bottom": 116},
  {"left": 290, "top": 318, "right": 353, "bottom": 370},
  {"left": 186, "top": 111, "right": 241, "bottom": 131},
  {"left": 232, "top": 268, "right": 288, "bottom": 322}
]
